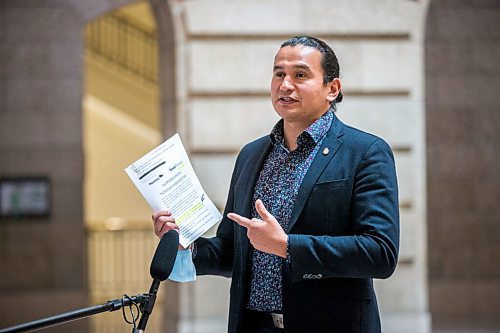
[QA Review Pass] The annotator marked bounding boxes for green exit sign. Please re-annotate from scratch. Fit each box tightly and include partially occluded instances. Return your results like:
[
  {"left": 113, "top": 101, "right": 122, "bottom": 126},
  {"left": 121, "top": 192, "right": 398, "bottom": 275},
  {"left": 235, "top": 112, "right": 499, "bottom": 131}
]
[{"left": 0, "top": 177, "right": 51, "bottom": 219}]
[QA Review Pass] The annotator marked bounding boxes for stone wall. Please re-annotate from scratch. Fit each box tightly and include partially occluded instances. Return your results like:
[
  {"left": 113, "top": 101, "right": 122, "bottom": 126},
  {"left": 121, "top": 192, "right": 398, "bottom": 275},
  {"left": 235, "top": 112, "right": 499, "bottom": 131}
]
[
  {"left": 176, "top": 1, "right": 431, "bottom": 332},
  {"left": 426, "top": 0, "right": 500, "bottom": 330}
]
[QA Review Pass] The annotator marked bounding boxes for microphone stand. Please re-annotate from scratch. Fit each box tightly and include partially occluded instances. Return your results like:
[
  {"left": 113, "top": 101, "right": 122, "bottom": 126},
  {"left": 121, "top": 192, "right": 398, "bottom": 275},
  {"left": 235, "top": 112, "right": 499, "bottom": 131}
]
[
  {"left": 1, "top": 230, "right": 179, "bottom": 333},
  {"left": 133, "top": 279, "right": 160, "bottom": 333},
  {"left": 0, "top": 294, "right": 148, "bottom": 333},
  {"left": 133, "top": 229, "right": 179, "bottom": 333}
]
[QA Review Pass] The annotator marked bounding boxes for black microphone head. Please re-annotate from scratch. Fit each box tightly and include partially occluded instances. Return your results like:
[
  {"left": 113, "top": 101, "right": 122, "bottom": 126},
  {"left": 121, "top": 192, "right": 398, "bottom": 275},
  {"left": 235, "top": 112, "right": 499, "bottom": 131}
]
[{"left": 150, "top": 230, "right": 179, "bottom": 281}]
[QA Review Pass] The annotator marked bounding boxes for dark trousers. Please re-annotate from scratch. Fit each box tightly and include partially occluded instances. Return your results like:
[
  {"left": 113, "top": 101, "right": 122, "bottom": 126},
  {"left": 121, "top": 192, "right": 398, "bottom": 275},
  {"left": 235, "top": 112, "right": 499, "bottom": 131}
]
[{"left": 243, "top": 309, "right": 284, "bottom": 333}]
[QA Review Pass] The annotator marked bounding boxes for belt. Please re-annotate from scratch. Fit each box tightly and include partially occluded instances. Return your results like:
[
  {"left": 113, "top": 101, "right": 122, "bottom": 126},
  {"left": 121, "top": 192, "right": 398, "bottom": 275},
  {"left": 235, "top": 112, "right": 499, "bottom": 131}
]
[{"left": 246, "top": 309, "right": 285, "bottom": 329}]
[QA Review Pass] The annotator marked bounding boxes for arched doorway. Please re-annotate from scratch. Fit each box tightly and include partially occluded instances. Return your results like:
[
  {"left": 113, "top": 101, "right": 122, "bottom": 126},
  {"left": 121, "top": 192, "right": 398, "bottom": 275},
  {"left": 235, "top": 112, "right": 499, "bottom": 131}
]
[
  {"left": 83, "top": 1, "right": 177, "bottom": 332},
  {"left": 0, "top": 0, "right": 176, "bottom": 331}
]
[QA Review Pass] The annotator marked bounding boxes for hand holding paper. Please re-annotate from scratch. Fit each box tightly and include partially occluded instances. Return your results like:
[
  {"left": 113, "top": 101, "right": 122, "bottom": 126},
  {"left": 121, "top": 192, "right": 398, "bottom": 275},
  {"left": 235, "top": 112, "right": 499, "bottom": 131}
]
[
  {"left": 152, "top": 210, "right": 179, "bottom": 240},
  {"left": 125, "top": 133, "right": 222, "bottom": 248}
]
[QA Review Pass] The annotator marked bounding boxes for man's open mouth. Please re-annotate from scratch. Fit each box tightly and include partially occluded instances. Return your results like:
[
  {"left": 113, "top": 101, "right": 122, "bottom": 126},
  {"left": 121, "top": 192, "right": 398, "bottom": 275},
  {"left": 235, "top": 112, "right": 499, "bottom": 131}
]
[{"left": 278, "top": 97, "right": 298, "bottom": 103}]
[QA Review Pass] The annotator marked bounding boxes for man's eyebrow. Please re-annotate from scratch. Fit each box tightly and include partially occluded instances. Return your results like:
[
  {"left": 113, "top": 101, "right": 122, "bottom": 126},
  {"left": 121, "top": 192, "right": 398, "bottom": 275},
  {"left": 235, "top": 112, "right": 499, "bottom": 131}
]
[
  {"left": 294, "top": 64, "right": 311, "bottom": 71},
  {"left": 273, "top": 64, "right": 311, "bottom": 71}
]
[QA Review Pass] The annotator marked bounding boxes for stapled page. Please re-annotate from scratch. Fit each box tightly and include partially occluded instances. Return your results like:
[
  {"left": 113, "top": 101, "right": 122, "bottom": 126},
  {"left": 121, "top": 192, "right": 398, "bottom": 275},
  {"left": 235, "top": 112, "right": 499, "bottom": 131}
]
[{"left": 125, "top": 133, "right": 222, "bottom": 248}]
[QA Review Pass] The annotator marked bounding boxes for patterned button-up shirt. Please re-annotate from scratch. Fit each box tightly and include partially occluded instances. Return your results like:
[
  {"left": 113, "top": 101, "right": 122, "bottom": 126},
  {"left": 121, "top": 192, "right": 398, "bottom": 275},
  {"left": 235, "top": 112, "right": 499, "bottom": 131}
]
[{"left": 247, "top": 110, "right": 334, "bottom": 312}]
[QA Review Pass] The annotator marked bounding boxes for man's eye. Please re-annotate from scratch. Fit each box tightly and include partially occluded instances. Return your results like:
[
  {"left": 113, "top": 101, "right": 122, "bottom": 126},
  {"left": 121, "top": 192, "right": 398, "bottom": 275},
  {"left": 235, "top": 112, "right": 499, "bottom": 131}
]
[
  {"left": 296, "top": 72, "right": 307, "bottom": 78},
  {"left": 274, "top": 72, "right": 285, "bottom": 78}
]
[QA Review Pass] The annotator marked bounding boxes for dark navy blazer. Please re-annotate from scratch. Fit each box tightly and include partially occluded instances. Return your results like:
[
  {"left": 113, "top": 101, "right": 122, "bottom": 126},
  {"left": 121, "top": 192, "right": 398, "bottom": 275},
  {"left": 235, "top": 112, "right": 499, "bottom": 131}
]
[{"left": 194, "top": 114, "right": 400, "bottom": 333}]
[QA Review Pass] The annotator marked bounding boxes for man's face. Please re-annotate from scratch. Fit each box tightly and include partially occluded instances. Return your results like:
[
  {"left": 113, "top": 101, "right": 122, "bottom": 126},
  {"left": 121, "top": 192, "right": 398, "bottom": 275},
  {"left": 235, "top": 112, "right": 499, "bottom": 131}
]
[{"left": 271, "top": 45, "right": 339, "bottom": 127}]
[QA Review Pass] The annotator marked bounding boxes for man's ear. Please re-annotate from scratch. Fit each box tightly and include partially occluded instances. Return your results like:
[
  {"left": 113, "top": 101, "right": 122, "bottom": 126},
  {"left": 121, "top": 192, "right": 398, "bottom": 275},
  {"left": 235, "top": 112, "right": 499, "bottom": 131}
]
[{"left": 327, "top": 78, "right": 342, "bottom": 102}]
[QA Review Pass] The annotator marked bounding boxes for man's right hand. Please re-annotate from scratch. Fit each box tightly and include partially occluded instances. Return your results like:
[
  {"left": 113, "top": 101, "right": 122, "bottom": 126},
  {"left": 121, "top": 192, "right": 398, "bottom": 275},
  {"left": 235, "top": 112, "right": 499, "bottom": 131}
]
[{"left": 151, "top": 211, "right": 185, "bottom": 250}]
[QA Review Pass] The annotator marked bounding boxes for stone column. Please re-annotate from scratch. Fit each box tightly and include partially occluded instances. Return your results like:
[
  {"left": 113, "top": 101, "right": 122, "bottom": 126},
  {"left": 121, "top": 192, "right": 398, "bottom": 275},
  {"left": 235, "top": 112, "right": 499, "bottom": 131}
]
[
  {"left": 426, "top": 0, "right": 500, "bottom": 330},
  {"left": 0, "top": 2, "right": 87, "bottom": 331}
]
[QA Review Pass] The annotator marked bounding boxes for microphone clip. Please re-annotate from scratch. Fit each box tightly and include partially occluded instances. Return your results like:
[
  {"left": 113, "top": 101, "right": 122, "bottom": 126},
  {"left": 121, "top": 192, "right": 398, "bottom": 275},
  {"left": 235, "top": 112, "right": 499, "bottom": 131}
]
[{"left": 138, "top": 293, "right": 157, "bottom": 316}]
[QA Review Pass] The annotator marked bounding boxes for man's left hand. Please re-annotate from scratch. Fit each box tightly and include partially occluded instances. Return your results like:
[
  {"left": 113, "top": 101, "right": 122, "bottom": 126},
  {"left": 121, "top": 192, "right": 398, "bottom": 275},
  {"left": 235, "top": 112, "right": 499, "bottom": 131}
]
[{"left": 227, "top": 199, "right": 288, "bottom": 258}]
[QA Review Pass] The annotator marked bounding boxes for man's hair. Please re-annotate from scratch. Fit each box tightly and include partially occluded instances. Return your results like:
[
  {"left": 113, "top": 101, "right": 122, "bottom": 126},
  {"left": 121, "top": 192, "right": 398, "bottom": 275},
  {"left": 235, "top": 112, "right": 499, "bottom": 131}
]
[{"left": 281, "top": 36, "right": 343, "bottom": 106}]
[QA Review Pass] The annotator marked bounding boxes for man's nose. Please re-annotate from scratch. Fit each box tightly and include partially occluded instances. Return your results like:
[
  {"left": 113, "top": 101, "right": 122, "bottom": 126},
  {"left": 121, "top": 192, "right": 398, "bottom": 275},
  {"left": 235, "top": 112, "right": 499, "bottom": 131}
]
[{"left": 280, "top": 76, "right": 294, "bottom": 91}]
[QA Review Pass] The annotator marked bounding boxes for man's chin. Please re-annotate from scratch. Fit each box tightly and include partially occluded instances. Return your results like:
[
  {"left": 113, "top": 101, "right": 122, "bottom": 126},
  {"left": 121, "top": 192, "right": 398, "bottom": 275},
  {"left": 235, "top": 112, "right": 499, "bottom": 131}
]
[
  {"left": 274, "top": 104, "right": 300, "bottom": 115},
  {"left": 274, "top": 109, "right": 296, "bottom": 121}
]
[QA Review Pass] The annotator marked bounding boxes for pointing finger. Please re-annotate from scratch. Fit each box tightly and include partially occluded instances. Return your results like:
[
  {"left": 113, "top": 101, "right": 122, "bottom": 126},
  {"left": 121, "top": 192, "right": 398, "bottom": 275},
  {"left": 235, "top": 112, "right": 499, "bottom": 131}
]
[{"left": 227, "top": 212, "right": 252, "bottom": 228}]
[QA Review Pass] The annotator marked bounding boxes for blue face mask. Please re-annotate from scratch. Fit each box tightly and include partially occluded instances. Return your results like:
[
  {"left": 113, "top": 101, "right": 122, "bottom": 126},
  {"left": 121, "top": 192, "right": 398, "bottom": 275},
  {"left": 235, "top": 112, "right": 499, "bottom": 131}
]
[{"left": 168, "top": 249, "right": 196, "bottom": 283}]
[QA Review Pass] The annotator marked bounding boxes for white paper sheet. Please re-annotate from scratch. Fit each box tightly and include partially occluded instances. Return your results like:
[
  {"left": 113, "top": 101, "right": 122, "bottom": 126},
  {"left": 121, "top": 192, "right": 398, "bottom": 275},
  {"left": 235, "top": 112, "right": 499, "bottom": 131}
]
[{"left": 125, "top": 133, "right": 222, "bottom": 247}]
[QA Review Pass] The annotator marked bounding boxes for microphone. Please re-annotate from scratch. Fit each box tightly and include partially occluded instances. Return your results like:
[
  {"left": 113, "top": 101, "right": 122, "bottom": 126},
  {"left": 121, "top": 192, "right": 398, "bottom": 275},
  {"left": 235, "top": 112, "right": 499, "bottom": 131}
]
[
  {"left": 135, "top": 230, "right": 179, "bottom": 332},
  {"left": 150, "top": 229, "right": 179, "bottom": 281}
]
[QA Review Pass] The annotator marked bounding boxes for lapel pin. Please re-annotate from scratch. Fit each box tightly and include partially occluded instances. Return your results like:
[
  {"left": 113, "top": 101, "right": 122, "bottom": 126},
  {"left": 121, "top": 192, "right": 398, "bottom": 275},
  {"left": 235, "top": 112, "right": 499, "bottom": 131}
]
[{"left": 322, "top": 148, "right": 329, "bottom": 156}]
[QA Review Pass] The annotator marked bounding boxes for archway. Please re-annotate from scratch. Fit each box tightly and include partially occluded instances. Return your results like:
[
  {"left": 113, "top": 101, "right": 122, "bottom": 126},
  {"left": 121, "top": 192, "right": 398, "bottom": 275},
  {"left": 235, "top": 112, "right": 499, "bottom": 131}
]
[
  {"left": 83, "top": 1, "right": 177, "bottom": 332},
  {"left": 0, "top": 0, "right": 178, "bottom": 331}
]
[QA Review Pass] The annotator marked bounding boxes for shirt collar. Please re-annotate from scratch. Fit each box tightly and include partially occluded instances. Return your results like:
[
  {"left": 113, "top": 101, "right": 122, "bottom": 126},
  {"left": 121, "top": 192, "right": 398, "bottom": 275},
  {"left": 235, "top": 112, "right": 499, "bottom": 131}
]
[{"left": 270, "top": 110, "right": 334, "bottom": 148}]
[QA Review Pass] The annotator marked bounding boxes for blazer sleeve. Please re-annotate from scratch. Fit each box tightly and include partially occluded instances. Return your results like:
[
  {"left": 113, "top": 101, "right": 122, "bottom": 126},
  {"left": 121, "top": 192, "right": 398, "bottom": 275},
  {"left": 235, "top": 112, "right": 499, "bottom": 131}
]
[{"left": 287, "top": 138, "right": 400, "bottom": 282}]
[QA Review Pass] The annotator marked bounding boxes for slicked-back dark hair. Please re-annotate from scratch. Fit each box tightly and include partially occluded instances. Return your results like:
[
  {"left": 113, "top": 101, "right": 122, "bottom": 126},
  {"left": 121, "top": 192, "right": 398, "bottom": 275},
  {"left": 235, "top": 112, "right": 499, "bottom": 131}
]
[{"left": 281, "top": 36, "right": 343, "bottom": 106}]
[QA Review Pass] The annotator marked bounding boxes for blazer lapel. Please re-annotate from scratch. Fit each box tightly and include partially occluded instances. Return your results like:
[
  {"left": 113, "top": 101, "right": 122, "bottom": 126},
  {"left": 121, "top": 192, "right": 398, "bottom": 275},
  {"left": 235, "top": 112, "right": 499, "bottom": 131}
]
[
  {"left": 239, "top": 138, "right": 273, "bottom": 216},
  {"left": 237, "top": 138, "right": 273, "bottom": 259},
  {"left": 287, "top": 117, "right": 345, "bottom": 232}
]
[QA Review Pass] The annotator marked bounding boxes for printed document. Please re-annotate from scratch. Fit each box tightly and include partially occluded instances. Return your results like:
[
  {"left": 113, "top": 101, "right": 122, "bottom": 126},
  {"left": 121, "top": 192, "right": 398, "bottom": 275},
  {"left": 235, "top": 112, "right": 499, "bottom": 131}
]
[{"left": 125, "top": 133, "right": 222, "bottom": 247}]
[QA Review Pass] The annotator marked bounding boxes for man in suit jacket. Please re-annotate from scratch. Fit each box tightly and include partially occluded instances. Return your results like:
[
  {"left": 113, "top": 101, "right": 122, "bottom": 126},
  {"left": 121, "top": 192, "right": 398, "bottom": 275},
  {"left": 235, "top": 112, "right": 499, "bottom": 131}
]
[{"left": 153, "top": 36, "right": 399, "bottom": 333}]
